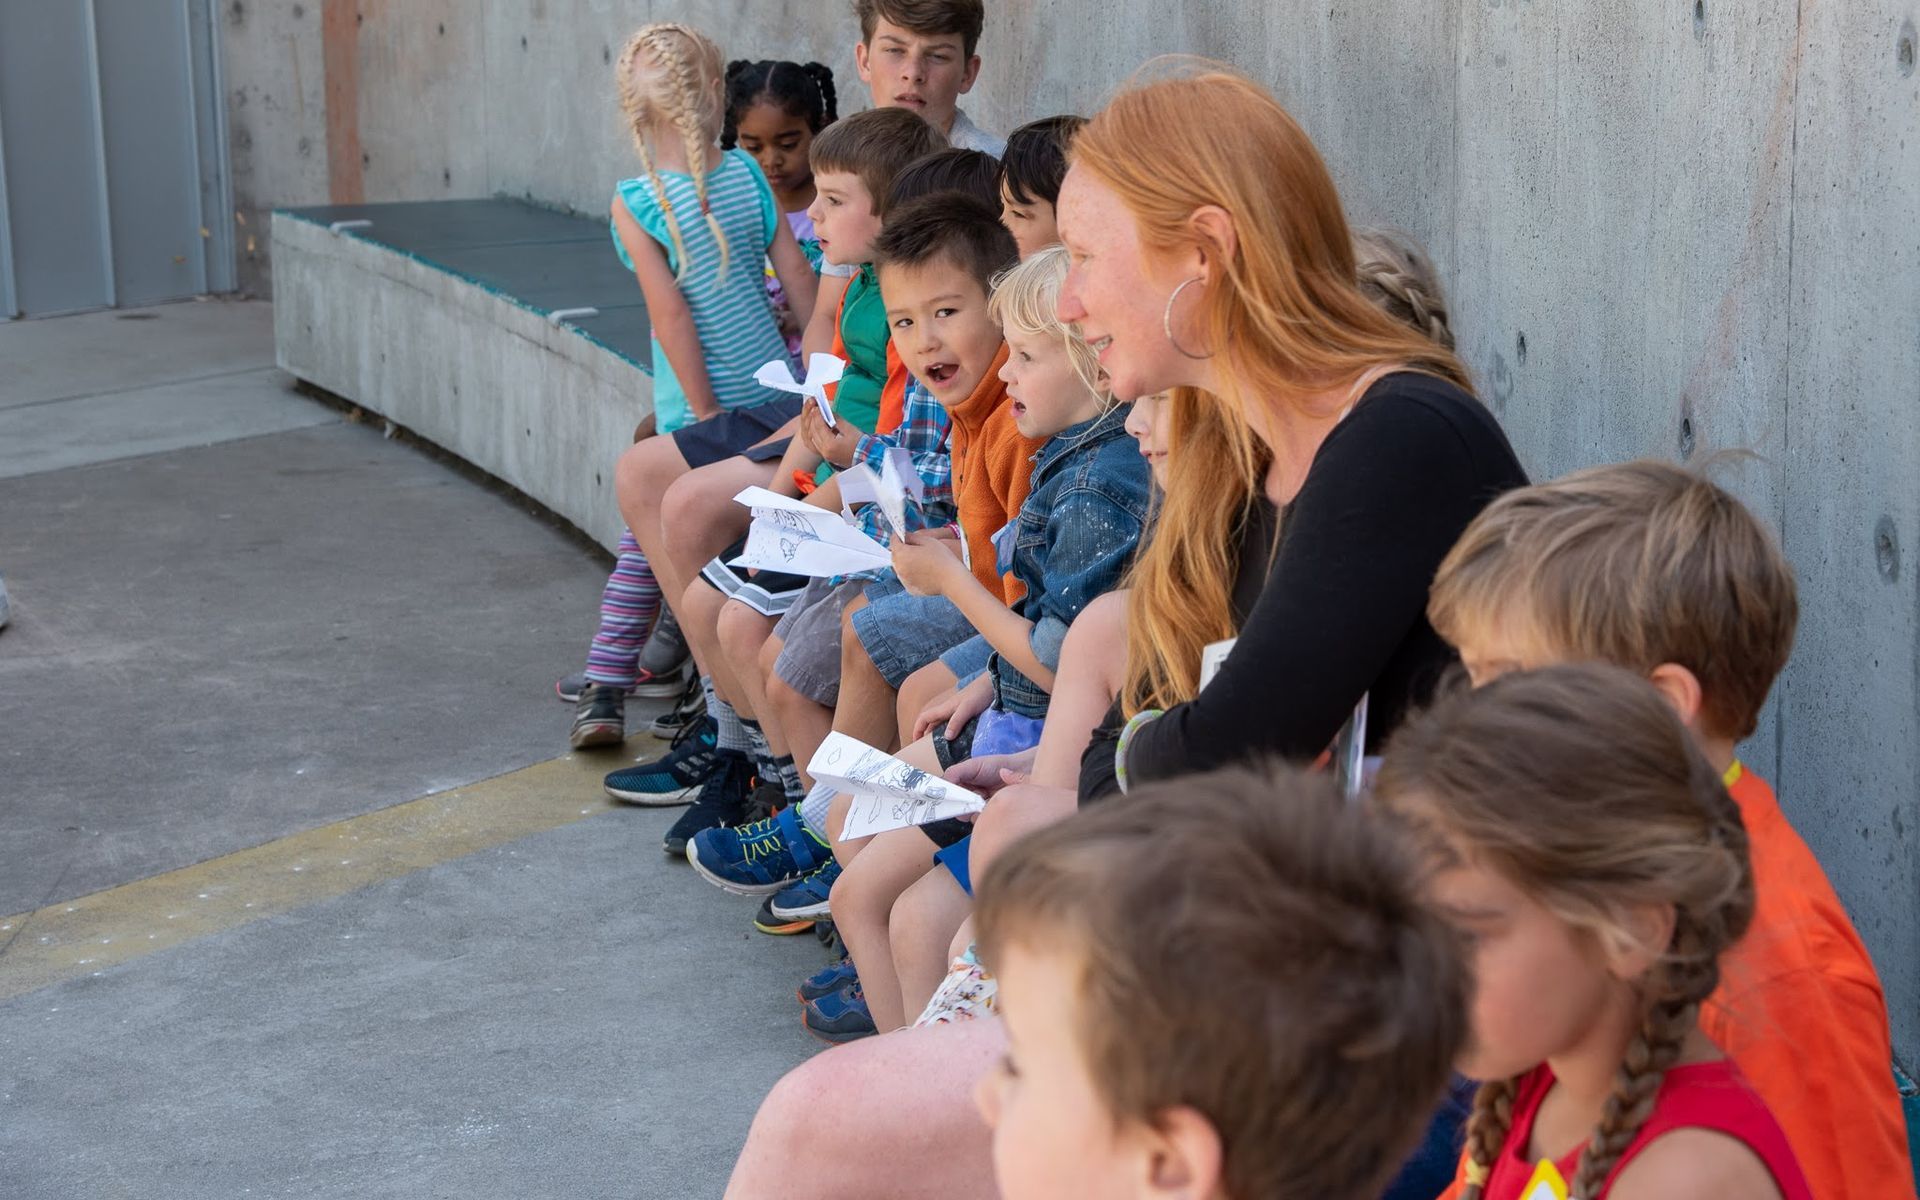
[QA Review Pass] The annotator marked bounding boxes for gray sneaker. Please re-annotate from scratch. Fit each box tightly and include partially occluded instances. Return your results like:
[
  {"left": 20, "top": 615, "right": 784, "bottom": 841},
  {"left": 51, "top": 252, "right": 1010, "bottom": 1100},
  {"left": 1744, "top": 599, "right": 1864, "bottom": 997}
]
[{"left": 635, "top": 605, "right": 688, "bottom": 692}]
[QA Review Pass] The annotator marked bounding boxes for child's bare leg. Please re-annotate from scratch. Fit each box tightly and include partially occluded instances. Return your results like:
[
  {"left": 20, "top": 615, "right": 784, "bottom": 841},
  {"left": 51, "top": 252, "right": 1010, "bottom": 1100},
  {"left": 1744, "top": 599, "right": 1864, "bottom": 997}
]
[
  {"left": 826, "top": 793, "right": 859, "bottom": 865},
  {"left": 1030, "top": 590, "right": 1131, "bottom": 788},
  {"left": 966, "top": 781, "right": 1079, "bottom": 883},
  {"left": 754, "top": 632, "right": 803, "bottom": 771},
  {"left": 830, "top": 824, "right": 943, "bottom": 1032},
  {"left": 767, "top": 671, "right": 833, "bottom": 777},
  {"left": 895, "top": 660, "right": 960, "bottom": 745},
  {"left": 833, "top": 597, "right": 907, "bottom": 752},
  {"left": 718, "top": 599, "right": 780, "bottom": 748},
  {"left": 891, "top": 866, "right": 972, "bottom": 1023},
  {"left": 678, "top": 580, "right": 751, "bottom": 717},
  {"left": 652, "top": 455, "right": 771, "bottom": 628},
  {"left": 616, "top": 436, "right": 693, "bottom": 602},
  {"left": 947, "top": 915, "right": 975, "bottom": 963},
  {"left": 724, "top": 1019, "right": 1001, "bottom": 1200}
]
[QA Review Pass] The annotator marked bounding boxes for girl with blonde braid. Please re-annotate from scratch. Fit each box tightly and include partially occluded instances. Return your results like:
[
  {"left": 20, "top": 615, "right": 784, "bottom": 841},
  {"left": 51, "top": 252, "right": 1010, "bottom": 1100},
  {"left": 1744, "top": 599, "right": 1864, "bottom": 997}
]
[
  {"left": 1374, "top": 663, "right": 1812, "bottom": 1200},
  {"left": 568, "top": 25, "right": 820, "bottom": 750},
  {"left": 611, "top": 22, "right": 816, "bottom": 442}
]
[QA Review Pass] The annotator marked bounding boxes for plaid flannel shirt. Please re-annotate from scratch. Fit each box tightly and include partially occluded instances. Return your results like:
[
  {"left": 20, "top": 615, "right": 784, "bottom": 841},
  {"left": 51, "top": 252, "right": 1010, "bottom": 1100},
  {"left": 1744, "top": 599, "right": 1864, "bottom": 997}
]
[{"left": 847, "top": 375, "right": 956, "bottom": 544}]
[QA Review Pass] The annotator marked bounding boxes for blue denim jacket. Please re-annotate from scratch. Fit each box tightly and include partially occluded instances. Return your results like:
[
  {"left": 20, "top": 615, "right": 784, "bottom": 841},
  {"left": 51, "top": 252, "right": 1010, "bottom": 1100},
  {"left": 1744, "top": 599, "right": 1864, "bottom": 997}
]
[{"left": 991, "top": 404, "right": 1152, "bottom": 718}]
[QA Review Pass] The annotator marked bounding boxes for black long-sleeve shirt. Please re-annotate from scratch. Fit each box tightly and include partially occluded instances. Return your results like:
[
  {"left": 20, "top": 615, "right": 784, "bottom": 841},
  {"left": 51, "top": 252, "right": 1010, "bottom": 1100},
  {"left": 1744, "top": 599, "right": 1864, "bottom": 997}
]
[{"left": 1081, "top": 372, "right": 1527, "bottom": 799}]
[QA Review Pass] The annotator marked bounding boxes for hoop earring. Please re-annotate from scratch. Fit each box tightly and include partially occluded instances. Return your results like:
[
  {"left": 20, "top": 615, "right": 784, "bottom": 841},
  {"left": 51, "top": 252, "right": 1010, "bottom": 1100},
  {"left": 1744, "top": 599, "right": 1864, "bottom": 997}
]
[{"left": 1162, "top": 275, "right": 1214, "bottom": 360}]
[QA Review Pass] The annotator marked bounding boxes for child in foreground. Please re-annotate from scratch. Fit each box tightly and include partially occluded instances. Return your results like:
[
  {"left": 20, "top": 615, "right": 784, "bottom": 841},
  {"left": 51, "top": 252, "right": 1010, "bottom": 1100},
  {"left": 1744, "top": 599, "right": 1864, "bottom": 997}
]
[
  {"left": 1375, "top": 664, "right": 1810, "bottom": 1199},
  {"left": 971, "top": 765, "right": 1470, "bottom": 1200},
  {"left": 1429, "top": 460, "right": 1914, "bottom": 1200}
]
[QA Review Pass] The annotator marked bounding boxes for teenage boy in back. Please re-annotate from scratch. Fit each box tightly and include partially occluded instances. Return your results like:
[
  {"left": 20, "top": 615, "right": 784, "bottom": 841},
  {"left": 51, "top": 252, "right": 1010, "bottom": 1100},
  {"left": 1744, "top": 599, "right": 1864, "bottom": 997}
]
[
  {"left": 1427, "top": 458, "right": 1915, "bottom": 1200},
  {"left": 855, "top": 0, "right": 1002, "bottom": 155},
  {"left": 804, "top": 0, "right": 1005, "bottom": 355}
]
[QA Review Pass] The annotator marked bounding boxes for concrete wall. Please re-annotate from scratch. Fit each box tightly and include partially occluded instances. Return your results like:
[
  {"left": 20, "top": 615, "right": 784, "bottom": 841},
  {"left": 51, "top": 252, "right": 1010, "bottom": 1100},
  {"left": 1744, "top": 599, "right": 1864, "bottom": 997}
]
[{"left": 233, "top": 1, "right": 1920, "bottom": 1061}]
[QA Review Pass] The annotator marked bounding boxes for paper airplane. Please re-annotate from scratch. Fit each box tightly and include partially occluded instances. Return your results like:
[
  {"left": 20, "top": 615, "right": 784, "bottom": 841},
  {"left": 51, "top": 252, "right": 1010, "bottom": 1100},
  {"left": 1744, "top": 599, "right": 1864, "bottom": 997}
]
[{"left": 755, "top": 352, "right": 845, "bottom": 430}]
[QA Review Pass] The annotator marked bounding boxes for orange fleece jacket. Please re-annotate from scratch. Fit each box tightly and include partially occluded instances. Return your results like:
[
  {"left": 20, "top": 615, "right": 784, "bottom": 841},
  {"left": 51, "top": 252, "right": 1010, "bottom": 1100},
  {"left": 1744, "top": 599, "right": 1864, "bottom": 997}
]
[{"left": 945, "top": 343, "right": 1043, "bottom": 605}]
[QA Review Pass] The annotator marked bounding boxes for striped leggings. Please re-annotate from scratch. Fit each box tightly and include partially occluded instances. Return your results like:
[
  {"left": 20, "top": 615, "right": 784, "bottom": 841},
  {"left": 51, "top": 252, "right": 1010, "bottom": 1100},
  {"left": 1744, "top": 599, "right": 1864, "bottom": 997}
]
[{"left": 584, "top": 528, "right": 661, "bottom": 688}]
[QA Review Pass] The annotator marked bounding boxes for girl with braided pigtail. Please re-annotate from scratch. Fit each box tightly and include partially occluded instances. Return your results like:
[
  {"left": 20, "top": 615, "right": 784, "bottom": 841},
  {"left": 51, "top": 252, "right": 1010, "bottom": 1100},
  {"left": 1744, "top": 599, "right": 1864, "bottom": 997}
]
[
  {"left": 721, "top": 59, "right": 838, "bottom": 356},
  {"left": 1373, "top": 663, "right": 1813, "bottom": 1200},
  {"left": 566, "top": 25, "right": 820, "bottom": 752}
]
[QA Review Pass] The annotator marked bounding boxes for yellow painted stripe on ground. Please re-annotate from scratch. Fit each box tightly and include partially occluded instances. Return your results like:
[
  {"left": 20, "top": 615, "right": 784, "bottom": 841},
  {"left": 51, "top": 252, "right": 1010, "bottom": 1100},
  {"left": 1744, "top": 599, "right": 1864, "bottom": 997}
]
[{"left": 0, "top": 747, "right": 658, "bottom": 1002}]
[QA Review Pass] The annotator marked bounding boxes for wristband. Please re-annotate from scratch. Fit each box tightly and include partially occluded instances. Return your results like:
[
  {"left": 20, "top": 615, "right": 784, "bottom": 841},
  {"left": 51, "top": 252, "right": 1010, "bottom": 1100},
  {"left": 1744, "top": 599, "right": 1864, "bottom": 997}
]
[{"left": 1113, "top": 708, "right": 1165, "bottom": 794}]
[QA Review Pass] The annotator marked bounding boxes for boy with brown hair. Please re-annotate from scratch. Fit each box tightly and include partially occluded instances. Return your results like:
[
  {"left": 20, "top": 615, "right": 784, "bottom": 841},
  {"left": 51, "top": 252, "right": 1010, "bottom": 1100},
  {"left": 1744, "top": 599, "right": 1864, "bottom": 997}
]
[
  {"left": 853, "top": 0, "right": 1000, "bottom": 155},
  {"left": 608, "top": 107, "right": 945, "bottom": 848},
  {"left": 686, "top": 196, "right": 1038, "bottom": 959},
  {"left": 1428, "top": 458, "right": 1914, "bottom": 1200},
  {"left": 972, "top": 765, "right": 1470, "bottom": 1200}
]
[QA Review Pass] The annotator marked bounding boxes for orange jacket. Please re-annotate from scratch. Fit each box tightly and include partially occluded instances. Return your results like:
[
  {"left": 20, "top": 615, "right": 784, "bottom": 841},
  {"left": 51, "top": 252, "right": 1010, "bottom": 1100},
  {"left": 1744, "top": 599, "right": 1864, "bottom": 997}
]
[{"left": 945, "top": 343, "right": 1043, "bottom": 604}]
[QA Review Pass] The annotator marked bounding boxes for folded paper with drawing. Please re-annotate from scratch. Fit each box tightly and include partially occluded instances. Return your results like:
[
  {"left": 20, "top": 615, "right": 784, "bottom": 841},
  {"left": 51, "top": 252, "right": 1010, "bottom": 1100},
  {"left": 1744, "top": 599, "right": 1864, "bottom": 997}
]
[
  {"left": 729, "top": 487, "right": 891, "bottom": 577},
  {"left": 807, "top": 732, "right": 986, "bottom": 841},
  {"left": 755, "top": 352, "right": 845, "bottom": 430}
]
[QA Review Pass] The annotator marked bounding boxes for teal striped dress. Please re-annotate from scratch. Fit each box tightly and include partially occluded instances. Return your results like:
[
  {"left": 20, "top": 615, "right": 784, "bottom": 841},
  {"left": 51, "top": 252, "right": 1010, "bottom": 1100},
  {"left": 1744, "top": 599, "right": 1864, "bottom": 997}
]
[{"left": 612, "top": 149, "right": 794, "bottom": 433}]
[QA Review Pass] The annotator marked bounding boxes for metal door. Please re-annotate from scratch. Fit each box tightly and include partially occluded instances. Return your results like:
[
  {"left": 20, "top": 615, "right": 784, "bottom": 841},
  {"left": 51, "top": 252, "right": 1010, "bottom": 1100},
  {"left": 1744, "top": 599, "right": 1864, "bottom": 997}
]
[{"left": 0, "top": 0, "right": 234, "bottom": 318}]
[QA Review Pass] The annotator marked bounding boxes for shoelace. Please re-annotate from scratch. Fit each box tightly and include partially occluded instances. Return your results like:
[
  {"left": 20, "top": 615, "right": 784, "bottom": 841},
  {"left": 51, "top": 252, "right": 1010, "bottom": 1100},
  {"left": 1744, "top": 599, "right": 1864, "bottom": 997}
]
[{"left": 739, "top": 821, "right": 789, "bottom": 866}]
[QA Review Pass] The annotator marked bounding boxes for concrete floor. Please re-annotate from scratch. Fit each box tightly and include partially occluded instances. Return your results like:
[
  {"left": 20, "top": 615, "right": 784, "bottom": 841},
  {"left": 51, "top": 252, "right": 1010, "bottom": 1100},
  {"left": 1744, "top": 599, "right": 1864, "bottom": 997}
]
[{"left": 0, "top": 300, "right": 825, "bottom": 1198}]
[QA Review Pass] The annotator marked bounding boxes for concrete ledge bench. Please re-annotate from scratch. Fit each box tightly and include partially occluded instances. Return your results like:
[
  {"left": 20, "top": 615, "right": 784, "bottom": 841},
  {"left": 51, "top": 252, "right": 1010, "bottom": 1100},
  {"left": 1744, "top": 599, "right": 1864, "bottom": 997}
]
[{"left": 272, "top": 199, "right": 652, "bottom": 552}]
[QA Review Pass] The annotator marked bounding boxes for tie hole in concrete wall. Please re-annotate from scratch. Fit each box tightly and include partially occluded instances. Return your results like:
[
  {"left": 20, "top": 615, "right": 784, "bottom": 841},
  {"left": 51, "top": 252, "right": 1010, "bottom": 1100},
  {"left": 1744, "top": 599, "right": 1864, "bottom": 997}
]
[
  {"left": 1875, "top": 516, "right": 1901, "bottom": 582},
  {"left": 1693, "top": 0, "right": 1706, "bottom": 38},
  {"left": 1898, "top": 21, "right": 1917, "bottom": 77},
  {"left": 1678, "top": 411, "right": 1697, "bottom": 459}
]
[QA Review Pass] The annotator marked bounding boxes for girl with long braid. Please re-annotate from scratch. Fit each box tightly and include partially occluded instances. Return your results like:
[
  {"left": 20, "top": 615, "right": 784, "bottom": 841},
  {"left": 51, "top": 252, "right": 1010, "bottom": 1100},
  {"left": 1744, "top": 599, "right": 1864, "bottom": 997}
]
[
  {"left": 1374, "top": 663, "right": 1812, "bottom": 1200},
  {"left": 568, "top": 25, "right": 819, "bottom": 749}
]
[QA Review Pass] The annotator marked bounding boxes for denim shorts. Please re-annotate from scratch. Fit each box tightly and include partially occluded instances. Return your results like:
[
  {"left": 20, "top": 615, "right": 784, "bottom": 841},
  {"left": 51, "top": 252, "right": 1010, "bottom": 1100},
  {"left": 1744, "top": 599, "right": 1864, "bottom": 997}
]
[
  {"left": 770, "top": 577, "right": 867, "bottom": 706},
  {"left": 849, "top": 574, "right": 985, "bottom": 688}
]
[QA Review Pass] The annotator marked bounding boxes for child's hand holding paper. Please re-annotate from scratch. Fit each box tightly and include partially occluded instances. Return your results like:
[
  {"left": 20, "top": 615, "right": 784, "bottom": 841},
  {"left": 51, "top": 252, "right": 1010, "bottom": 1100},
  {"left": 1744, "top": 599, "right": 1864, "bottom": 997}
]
[{"left": 807, "top": 732, "right": 985, "bottom": 840}]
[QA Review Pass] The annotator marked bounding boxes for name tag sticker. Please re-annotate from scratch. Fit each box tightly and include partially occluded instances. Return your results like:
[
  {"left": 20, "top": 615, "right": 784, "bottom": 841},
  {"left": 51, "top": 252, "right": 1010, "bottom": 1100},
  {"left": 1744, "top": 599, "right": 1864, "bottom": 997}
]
[{"left": 1521, "top": 1159, "right": 1569, "bottom": 1200}]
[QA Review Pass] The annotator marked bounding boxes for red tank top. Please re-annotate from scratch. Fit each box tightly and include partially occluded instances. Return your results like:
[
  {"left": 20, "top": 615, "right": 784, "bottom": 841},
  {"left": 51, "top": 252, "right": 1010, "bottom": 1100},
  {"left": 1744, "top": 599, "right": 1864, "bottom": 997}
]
[{"left": 1480, "top": 1061, "right": 1813, "bottom": 1199}]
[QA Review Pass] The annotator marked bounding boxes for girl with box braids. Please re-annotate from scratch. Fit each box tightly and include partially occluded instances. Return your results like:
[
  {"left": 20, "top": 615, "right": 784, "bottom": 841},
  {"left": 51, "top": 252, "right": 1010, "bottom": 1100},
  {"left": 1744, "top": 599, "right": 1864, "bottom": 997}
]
[{"left": 721, "top": 59, "right": 837, "bottom": 150}]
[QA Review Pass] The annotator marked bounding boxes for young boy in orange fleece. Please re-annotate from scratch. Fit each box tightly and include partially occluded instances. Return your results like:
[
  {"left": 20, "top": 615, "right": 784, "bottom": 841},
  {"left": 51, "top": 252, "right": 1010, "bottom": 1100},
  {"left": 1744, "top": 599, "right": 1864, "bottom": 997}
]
[
  {"left": 1427, "top": 459, "right": 1914, "bottom": 1200},
  {"left": 685, "top": 196, "right": 1039, "bottom": 929}
]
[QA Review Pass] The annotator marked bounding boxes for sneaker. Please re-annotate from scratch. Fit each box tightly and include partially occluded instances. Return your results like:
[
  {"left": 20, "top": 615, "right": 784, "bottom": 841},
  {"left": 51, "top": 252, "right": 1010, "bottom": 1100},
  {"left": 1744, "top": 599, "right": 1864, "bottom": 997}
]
[
  {"left": 686, "top": 807, "right": 831, "bottom": 896},
  {"left": 769, "top": 857, "right": 841, "bottom": 923},
  {"left": 662, "top": 751, "right": 754, "bottom": 856},
  {"left": 569, "top": 683, "right": 627, "bottom": 749},
  {"left": 752, "top": 894, "right": 815, "bottom": 936},
  {"left": 741, "top": 780, "right": 785, "bottom": 828},
  {"left": 803, "top": 981, "right": 876, "bottom": 1044},
  {"left": 631, "top": 656, "right": 693, "bottom": 699},
  {"left": 646, "top": 672, "right": 705, "bottom": 738},
  {"left": 557, "top": 673, "right": 643, "bottom": 704},
  {"left": 602, "top": 716, "right": 718, "bottom": 804},
  {"left": 635, "top": 606, "right": 689, "bottom": 689},
  {"left": 797, "top": 950, "right": 858, "bottom": 1002}
]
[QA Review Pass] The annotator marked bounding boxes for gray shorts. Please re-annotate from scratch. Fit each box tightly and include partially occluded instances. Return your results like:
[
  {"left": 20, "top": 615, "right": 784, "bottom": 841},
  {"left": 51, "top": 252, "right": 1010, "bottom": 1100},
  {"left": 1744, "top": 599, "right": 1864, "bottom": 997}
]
[{"left": 771, "top": 577, "right": 868, "bottom": 706}]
